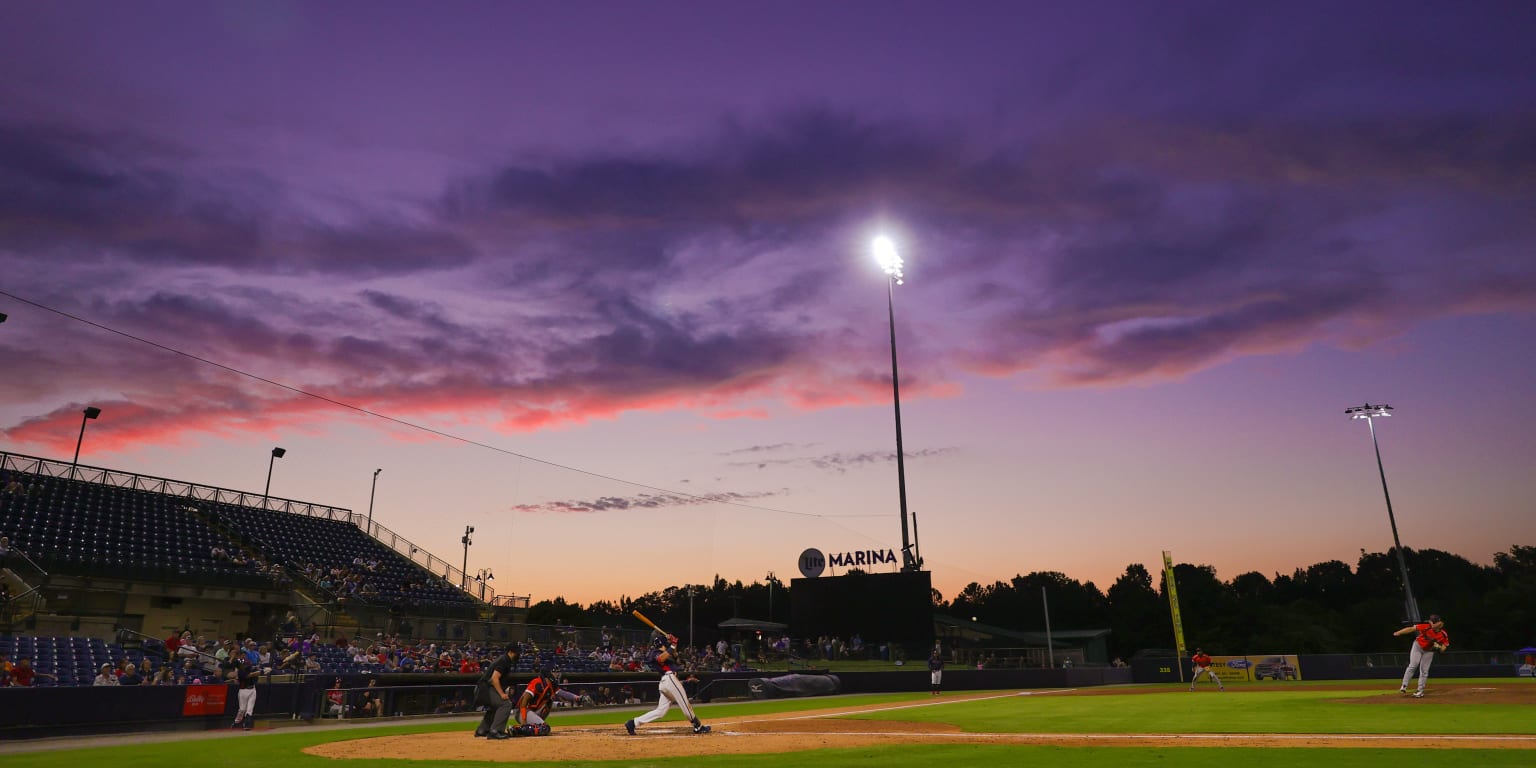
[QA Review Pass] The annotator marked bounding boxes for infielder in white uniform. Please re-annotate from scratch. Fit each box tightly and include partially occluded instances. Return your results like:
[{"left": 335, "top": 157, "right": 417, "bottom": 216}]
[{"left": 624, "top": 634, "right": 710, "bottom": 735}]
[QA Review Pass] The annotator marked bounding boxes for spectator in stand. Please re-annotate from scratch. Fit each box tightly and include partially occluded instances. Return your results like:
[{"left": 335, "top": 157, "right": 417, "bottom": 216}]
[
  {"left": 175, "top": 658, "right": 200, "bottom": 684},
  {"left": 150, "top": 666, "right": 175, "bottom": 686},
  {"left": 119, "top": 663, "right": 143, "bottom": 686},
  {"left": 0, "top": 652, "right": 12, "bottom": 686},
  {"left": 93, "top": 663, "right": 120, "bottom": 686},
  {"left": 10, "top": 657, "right": 55, "bottom": 687}
]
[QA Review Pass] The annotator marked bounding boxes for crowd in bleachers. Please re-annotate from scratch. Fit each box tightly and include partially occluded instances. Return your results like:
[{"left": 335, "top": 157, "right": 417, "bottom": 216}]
[
  {"left": 0, "top": 467, "right": 802, "bottom": 694},
  {"left": 213, "top": 504, "right": 474, "bottom": 610},
  {"left": 0, "top": 620, "right": 771, "bottom": 687}
]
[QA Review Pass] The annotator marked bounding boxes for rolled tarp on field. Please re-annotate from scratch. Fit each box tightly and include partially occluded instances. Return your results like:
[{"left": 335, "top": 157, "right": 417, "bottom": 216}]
[{"left": 747, "top": 673, "right": 841, "bottom": 699}]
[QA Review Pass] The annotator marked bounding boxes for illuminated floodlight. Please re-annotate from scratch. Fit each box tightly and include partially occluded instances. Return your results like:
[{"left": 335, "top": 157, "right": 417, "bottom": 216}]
[
  {"left": 1345, "top": 403, "right": 1393, "bottom": 420},
  {"left": 872, "top": 236, "right": 904, "bottom": 284}
]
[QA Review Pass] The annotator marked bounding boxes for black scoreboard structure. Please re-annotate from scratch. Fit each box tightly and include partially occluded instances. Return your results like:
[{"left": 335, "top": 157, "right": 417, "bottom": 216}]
[{"left": 790, "top": 569, "right": 933, "bottom": 654}]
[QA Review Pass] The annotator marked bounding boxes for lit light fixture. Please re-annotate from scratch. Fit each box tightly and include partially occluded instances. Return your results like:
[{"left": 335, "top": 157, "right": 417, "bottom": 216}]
[
  {"left": 872, "top": 235, "right": 904, "bottom": 284},
  {"left": 1345, "top": 404, "right": 1393, "bottom": 420}
]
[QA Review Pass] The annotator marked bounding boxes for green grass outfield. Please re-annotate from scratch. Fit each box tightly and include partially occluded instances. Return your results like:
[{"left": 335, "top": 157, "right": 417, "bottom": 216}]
[{"left": 3, "top": 682, "right": 1531, "bottom": 768}]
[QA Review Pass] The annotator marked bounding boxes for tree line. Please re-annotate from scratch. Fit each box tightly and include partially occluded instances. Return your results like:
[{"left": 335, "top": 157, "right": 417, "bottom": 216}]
[{"left": 525, "top": 546, "right": 1534, "bottom": 657}]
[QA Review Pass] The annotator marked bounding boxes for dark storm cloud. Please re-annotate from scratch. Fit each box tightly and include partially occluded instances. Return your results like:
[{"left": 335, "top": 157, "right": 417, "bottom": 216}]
[
  {"left": 451, "top": 106, "right": 1536, "bottom": 386},
  {"left": 0, "top": 120, "right": 474, "bottom": 274},
  {"left": 6, "top": 94, "right": 1536, "bottom": 448}
]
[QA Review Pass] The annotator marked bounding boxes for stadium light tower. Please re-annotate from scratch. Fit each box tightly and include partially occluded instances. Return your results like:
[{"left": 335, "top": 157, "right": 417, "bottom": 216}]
[
  {"left": 460, "top": 525, "right": 475, "bottom": 589},
  {"left": 263, "top": 447, "right": 286, "bottom": 505},
  {"left": 366, "top": 468, "right": 383, "bottom": 533},
  {"left": 873, "top": 235, "right": 918, "bottom": 572},
  {"left": 70, "top": 406, "right": 102, "bottom": 479},
  {"left": 1345, "top": 403, "right": 1421, "bottom": 623}
]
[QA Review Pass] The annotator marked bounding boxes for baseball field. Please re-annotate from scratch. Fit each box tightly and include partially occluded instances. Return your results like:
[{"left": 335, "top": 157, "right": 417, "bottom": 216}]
[{"left": 4, "top": 680, "right": 1532, "bottom": 767}]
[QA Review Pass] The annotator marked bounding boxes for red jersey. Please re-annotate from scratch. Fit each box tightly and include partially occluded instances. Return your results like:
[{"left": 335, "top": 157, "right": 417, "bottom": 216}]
[
  {"left": 519, "top": 677, "right": 556, "bottom": 717},
  {"left": 1414, "top": 624, "right": 1449, "bottom": 650},
  {"left": 11, "top": 665, "right": 36, "bottom": 686},
  {"left": 1191, "top": 652, "right": 1212, "bottom": 667}
]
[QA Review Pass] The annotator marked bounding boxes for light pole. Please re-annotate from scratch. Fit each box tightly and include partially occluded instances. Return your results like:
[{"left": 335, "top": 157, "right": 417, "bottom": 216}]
[
  {"left": 688, "top": 587, "right": 695, "bottom": 651},
  {"left": 766, "top": 571, "right": 775, "bottom": 622},
  {"left": 460, "top": 525, "right": 474, "bottom": 589},
  {"left": 366, "top": 468, "right": 382, "bottom": 533},
  {"left": 475, "top": 568, "right": 494, "bottom": 601},
  {"left": 71, "top": 406, "right": 102, "bottom": 479},
  {"left": 873, "top": 236, "right": 918, "bottom": 572},
  {"left": 263, "top": 447, "right": 286, "bottom": 505},
  {"left": 1345, "top": 403, "right": 1421, "bottom": 623}
]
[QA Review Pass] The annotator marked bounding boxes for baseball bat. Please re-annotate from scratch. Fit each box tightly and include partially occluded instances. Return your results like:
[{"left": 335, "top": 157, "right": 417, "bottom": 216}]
[{"left": 631, "top": 609, "right": 672, "bottom": 639}]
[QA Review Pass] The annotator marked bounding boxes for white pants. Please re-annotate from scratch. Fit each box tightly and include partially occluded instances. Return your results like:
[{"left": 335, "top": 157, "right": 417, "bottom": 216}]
[
  {"left": 633, "top": 672, "right": 696, "bottom": 726},
  {"left": 1190, "top": 666, "right": 1223, "bottom": 688},
  {"left": 237, "top": 687, "right": 257, "bottom": 718},
  {"left": 1401, "top": 644, "right": 1436, "bottom": 691},
  {"left": 930, "top": 670, "right": 942, "bottom": 686}
]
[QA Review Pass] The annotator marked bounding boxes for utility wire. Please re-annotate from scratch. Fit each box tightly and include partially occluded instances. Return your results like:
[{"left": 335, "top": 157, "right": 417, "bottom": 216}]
[{"left": 0, "top": 288, "right": 884, "bottom": 521}]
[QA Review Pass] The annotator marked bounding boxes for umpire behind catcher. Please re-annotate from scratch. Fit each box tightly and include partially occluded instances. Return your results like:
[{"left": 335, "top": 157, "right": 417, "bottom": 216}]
[{"left": 474, "top": 645, "right": 520, "bottom": 739}]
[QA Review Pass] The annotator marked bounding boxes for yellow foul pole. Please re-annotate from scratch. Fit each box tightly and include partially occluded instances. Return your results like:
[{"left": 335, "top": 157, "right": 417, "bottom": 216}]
[{"left": 1163, "top": 550, "right": 1187, "bottom": 683}]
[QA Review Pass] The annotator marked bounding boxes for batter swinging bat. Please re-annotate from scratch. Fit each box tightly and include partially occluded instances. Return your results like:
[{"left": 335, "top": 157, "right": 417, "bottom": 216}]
[{"left": 631, "top": 609, "right": 675, "bottom": 643}]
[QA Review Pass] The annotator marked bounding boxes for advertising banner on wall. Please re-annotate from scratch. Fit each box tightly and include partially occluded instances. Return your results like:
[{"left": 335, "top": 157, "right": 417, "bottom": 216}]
[
  {"left": 1210, "top": 654, "right": 1303, "bottom": 682},
  {"left": 182, "top": 684, "right": 228, "bottom": 716}
]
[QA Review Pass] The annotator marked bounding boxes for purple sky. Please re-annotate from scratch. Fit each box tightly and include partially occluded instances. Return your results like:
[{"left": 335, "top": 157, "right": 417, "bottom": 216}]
[{"left": 2, "top": 1, "right": 1533, "bottom": 605}]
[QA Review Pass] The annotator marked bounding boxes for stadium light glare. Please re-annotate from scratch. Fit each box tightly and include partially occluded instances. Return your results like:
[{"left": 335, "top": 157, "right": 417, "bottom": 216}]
[
  {"left": 1345, "top": 402, "right": 1420, "bottom": 623},
  {"left": 872, "top": 235, "right": 904, "bottom": 284}
]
